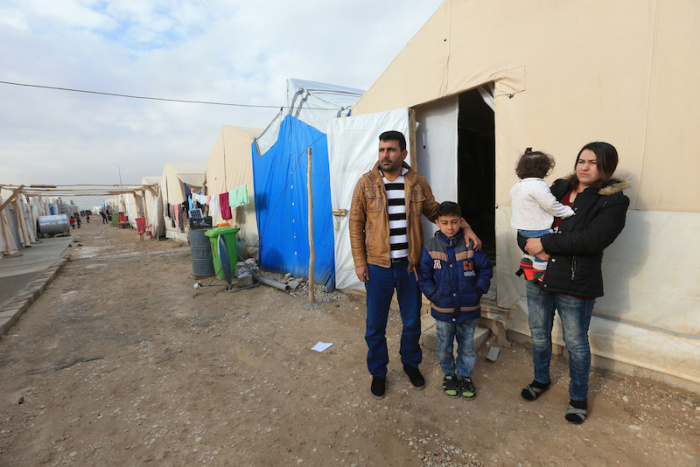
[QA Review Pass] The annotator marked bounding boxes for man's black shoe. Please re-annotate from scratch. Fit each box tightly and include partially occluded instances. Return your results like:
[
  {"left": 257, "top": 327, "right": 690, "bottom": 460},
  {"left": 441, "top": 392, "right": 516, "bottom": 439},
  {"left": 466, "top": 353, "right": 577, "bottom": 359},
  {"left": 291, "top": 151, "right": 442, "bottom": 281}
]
[
  {"left": 371, "top": 376, "right": 386, "bottom": 398},
  {"left": 403, "top": 364, "right": 425, "bottom": 390}
]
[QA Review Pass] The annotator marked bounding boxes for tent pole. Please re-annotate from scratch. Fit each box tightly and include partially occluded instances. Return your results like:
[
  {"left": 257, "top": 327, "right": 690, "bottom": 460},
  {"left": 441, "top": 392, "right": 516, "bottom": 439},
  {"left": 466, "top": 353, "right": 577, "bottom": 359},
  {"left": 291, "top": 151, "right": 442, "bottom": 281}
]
[
  {"left": 307, "top": 147, "right": 315, "bottom": 303},
  {"left": 141, "top": 190, "right": 149, "bottom": 223},
  {"left": 409, "top": 108, "right": 417, "bottom": 170}
]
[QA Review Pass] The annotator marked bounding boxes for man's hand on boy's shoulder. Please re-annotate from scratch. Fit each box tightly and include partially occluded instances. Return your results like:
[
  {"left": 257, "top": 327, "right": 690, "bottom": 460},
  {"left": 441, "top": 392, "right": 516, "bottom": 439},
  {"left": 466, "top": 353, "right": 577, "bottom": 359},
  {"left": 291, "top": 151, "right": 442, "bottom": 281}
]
[{"left": 462, "top": 225, "right": 482, "bottom": 250}]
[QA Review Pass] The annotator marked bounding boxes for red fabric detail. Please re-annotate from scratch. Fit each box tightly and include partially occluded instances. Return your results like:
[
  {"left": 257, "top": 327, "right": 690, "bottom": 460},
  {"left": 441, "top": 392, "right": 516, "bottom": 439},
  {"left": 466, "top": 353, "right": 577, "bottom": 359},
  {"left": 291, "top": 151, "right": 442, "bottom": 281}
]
[
  {"left": 219, "top": 192, "right": 232, "bottom": 220},
  {"left": 553, "top": 189, "right": 574, "bottom": 230}
]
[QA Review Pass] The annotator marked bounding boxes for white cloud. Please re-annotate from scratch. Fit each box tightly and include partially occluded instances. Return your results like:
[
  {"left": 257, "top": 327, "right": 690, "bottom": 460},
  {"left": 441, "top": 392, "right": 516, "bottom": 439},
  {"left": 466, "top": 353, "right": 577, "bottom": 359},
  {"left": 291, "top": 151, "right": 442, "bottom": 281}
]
[{"left": 0, "top": 0, "right": 443, "bottom": 209}]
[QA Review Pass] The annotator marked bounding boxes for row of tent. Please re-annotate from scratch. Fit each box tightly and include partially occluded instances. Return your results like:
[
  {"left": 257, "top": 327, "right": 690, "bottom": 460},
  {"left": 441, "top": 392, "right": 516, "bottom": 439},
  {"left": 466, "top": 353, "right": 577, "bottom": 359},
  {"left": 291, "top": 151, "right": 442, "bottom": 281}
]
[
  {"left": 0, "top": 190, "right": 75, "bottom": 253},
  {"left": 6, "top": 1, "right": 700, "bottom": 392}
]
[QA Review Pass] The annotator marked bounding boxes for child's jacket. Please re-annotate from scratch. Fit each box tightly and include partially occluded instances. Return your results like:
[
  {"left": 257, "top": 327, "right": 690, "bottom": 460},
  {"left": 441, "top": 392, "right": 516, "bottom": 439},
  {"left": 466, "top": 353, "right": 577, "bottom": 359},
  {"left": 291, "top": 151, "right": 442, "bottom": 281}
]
[{"left": 418, "top": 231, "right": 493, "bottom": 323}]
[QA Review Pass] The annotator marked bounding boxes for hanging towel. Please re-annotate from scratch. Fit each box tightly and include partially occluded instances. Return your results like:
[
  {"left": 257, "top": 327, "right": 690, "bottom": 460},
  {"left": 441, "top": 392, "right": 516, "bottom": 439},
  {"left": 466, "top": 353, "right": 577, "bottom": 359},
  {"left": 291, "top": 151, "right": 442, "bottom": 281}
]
[
  {"left": 219, "top": 192, "right": 232, "bottom": 220},
  {"left": 229, "top": 184, "right": 250, "bottom": 210},
  {"left": 209, "top": 194, "right": 221, "bottom": 217}
]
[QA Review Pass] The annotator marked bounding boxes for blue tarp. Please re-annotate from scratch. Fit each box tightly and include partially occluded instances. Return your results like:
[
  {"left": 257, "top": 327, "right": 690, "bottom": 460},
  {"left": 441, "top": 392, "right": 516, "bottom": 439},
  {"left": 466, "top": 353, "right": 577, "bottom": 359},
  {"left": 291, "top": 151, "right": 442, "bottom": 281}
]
[{"left": 252, "top": 114, "right": 335, "bottom": 290}]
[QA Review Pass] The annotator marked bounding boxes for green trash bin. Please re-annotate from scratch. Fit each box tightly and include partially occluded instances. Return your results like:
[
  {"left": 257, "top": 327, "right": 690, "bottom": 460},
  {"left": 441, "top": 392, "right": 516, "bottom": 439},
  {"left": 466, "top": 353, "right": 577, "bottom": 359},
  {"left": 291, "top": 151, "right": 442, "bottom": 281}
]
[{"left": 204, "top": 227, "right": 240, "bottom": 280}]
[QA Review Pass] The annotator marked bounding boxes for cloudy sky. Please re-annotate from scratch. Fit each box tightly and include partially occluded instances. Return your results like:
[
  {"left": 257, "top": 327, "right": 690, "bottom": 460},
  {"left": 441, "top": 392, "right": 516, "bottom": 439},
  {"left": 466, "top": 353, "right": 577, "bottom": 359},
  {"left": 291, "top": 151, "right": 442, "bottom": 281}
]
[{"left": 1, "top": 0, "right": 443, "bottom": 209}]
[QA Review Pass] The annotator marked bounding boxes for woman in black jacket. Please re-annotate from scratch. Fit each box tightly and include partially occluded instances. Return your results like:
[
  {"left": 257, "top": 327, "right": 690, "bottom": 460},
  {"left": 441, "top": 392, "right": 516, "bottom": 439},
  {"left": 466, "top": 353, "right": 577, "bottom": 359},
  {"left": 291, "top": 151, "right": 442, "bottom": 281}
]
[{"left": 519, "top": 142, "right": 630, "bottom": 424}]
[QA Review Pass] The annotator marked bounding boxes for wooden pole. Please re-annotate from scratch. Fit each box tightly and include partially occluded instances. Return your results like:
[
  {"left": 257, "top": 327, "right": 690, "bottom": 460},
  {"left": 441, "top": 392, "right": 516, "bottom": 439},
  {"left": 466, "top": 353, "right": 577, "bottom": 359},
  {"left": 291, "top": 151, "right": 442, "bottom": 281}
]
[
  {"left": 409, "top": 108, "right": 417, "bottom": 170},
  {"left": 307, "top": 147, "right": 315, "bottom": 303},
  {"left": 141, "top": 190, "right": 149, "bottom": 223}
]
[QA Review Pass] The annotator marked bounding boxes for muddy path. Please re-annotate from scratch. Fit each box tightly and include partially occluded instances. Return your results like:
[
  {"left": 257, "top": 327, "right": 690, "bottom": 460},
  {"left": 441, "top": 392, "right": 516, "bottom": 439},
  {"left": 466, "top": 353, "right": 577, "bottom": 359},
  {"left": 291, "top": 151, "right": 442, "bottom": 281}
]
[{"left": 0, "top": 221, "right": 697, "bottom": 466}]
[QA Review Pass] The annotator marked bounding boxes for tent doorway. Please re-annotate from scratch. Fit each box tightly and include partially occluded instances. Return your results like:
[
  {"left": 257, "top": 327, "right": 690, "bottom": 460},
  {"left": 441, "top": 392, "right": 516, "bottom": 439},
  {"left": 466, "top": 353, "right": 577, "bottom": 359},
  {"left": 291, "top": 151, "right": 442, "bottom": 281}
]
[{"left": 457, "top": 88, "right": 495, "bottom": 262}]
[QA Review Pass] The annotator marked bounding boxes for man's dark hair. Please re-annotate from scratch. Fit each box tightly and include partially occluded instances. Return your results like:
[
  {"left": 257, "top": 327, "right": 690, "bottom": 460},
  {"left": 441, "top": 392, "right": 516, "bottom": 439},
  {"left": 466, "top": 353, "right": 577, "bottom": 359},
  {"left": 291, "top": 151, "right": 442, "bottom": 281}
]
[
  {"left": 436, "top": 201, "right": 462, "bottom": 218},
  {"left": 379, "top": 130, "right": 407, "bottom": 152},
  {"left": 515, "top": 148, "right": 556, "bottom": 179}
]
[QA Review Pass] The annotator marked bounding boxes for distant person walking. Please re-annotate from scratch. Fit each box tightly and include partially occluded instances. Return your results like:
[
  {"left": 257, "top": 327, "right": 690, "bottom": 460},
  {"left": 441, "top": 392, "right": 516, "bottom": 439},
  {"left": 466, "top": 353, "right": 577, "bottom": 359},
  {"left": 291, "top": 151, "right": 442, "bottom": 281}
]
[{"left": 100, "top": 210, "right": 107, "bottom": 224}]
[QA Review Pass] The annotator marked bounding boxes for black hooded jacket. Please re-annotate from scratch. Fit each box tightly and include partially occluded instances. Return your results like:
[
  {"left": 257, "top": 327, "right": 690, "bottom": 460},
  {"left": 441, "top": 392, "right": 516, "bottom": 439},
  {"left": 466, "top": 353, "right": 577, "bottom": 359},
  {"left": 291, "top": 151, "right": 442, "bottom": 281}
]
[{"left": 518, "top": 177, "right": 630, "bottom": 298}]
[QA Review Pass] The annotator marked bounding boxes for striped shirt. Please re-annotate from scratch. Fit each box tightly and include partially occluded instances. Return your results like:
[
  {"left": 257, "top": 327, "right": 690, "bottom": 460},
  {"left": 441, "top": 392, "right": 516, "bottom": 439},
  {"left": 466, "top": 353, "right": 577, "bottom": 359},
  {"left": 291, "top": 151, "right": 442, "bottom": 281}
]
[{"left": 382, "top": 167, "right": 409, "bottom": 260}]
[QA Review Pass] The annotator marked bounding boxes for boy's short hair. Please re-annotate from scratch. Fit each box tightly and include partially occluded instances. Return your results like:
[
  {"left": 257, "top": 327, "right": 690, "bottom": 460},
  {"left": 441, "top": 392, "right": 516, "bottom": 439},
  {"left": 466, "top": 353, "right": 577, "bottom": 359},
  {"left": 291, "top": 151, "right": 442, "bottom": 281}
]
[{"left": 436, "top": 201, "right": 461, "bottom": 218}]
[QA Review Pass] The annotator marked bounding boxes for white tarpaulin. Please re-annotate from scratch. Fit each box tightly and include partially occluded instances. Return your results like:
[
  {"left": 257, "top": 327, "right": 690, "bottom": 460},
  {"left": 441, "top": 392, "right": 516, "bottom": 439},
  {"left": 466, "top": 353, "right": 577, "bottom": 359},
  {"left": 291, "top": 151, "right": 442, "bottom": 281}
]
[
  {"left": 256, "top": 78, "right": 365, "bottom": 157},
  {"left": 327, "top": 108, "right": 410, "bottom": 290}
]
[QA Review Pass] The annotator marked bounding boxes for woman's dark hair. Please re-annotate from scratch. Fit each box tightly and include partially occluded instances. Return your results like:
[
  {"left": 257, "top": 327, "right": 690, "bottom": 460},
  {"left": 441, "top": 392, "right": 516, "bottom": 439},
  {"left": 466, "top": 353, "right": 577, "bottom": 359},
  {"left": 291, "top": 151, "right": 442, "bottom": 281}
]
[
  {"left": 515, "top": 148, "right": 555, "bottom": 179},
  {"left": 436, "top": 201, "right": 462, "bottom": 218},
  {"left": 566, "top": 142, "right": 619, "bottom": 191}
]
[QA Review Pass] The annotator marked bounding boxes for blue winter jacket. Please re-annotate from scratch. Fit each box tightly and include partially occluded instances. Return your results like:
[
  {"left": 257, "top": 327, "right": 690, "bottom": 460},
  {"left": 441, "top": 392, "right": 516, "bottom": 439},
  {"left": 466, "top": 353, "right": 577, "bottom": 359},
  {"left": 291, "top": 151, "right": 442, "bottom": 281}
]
[{"left": 418, "top": 231, "right": 493, "bottom": 323}]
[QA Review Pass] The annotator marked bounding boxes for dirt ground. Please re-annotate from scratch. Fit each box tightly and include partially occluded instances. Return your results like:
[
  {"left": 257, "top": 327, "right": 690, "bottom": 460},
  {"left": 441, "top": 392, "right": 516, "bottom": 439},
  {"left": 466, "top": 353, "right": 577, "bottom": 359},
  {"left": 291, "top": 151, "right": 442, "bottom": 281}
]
[{"left": 0, "top": 220, "right": 698, "bottom": 466}]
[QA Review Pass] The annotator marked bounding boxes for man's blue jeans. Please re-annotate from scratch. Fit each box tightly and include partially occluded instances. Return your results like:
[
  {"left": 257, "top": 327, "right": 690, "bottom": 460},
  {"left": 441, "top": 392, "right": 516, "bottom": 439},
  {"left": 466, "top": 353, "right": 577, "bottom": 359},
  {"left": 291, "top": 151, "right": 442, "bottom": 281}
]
[
  {"left": 435, "top": 319, "right": 477, "bottom": 378},
  {"left": 525, "top": 282, "right": 595, "bottom": 401},
  {"left": 365, "top": 262, "right": 422, "bottom": 378}
]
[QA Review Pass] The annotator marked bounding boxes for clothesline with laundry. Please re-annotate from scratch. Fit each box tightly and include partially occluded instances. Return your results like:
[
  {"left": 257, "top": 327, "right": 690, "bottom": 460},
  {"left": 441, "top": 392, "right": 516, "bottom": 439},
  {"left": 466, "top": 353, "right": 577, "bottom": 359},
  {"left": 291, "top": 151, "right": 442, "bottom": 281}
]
[{"left": 190, "top": 184, "right": 250, "bottom": 221}]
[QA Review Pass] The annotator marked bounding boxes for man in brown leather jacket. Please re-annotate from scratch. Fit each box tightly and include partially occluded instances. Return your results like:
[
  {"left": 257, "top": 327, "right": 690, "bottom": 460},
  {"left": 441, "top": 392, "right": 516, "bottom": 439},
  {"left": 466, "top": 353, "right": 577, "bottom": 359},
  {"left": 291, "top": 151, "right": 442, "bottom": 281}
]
[{"left": 349, "top": 130, "right": 480, "bottom": 398}]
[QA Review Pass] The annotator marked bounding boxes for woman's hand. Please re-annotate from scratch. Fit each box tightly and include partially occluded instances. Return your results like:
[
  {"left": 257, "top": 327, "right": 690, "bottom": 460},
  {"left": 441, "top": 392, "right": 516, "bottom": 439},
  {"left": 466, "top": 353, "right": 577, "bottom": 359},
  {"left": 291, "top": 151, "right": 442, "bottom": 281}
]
[{"left": 525, "top": 238, "right": 549, "bottom": 260}]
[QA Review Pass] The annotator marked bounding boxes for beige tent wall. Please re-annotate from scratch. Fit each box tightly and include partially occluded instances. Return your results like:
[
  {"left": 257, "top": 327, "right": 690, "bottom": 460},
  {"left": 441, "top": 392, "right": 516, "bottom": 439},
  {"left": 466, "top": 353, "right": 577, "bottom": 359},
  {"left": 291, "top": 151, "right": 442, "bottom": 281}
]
[
  {"left": 205, "top": 126, "right": 262, "bottom": 259},
  {"left": 160, "top": 163, "right": 206, "bottom": 242},
  {"left": 122, "top": 192, "right": 140, "bottom": 228},
  {"left": 352, "top": 0, "right": 700, "bottom": 390}
]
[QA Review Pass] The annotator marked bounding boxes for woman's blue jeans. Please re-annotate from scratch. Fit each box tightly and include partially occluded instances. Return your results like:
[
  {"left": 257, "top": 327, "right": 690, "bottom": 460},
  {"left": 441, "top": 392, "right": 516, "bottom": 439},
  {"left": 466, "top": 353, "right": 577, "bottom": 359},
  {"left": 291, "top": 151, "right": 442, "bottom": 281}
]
[
  {"left": 435, "top": 319, "right": 477, "bottom": 378},
  {"left": 364, "top": 262, "right": 422, "bottom": 378},
  {"left": 525, "top": 282, "right": 595, "bottom": 401}
]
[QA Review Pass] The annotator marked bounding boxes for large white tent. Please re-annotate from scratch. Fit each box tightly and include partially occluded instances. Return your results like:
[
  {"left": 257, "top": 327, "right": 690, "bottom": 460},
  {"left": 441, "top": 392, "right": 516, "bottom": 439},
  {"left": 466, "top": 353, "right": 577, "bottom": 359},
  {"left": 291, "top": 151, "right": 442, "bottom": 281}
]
[{"left": 332, "top": 0, "right": 699, "bottom": 392}]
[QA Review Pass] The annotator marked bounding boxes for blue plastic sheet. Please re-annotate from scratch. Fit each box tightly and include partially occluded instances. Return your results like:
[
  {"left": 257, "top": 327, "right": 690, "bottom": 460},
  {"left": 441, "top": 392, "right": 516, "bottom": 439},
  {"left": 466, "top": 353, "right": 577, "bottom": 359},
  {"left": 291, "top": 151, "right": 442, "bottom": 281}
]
[{"left": 252, "top": 115, "right": 335, "bottom": 290}]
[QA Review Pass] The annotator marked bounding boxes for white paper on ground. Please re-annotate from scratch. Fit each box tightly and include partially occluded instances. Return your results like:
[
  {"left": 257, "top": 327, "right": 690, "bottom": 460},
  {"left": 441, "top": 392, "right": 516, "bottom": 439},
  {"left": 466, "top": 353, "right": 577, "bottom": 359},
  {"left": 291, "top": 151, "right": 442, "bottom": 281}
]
[{"left": 311, "top": 342, "right": 333, "bottom": 352}]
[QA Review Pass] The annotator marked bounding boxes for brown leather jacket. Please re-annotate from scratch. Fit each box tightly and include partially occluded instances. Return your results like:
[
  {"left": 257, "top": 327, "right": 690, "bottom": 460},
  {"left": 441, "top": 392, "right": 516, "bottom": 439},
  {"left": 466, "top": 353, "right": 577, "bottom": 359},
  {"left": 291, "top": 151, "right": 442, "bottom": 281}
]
[{"left": 349, "top": 161, "right": 439, "bottom": 271}]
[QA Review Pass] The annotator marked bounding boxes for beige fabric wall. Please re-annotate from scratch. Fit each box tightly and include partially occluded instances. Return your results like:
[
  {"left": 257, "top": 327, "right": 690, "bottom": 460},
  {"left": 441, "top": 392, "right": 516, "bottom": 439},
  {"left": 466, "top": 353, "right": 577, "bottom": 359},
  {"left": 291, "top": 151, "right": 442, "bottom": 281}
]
[
  {"left": 354, "top": 0, "right": 700, "bottom": 213},
  {"left": 161, "top": 163, "right": 206, "bottom": 207},
  {"left": 160, "top": 163, "right": 206, "bottom": 241},
  {"left": 205, "top": 126, "right": 261, "bottom": 258},
  {"left": 351, "top": 0, "right": 700, "bottom": 389},
  {"left": 141, "top": 176, "right": 163, "bottom": 237}
]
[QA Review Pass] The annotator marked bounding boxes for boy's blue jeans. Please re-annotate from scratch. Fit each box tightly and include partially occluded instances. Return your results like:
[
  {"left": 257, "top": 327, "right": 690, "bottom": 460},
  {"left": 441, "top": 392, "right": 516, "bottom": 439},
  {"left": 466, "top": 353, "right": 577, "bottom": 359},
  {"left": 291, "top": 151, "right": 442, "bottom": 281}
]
[
  {"left": 364, "top": 262, "right": 422, "bottom": 378},
  {"left": 525, "top": 282, "right": 595, "bottom": 401},
  {"left": 435, "top": 319, "right": 477, "bottom": 378}
]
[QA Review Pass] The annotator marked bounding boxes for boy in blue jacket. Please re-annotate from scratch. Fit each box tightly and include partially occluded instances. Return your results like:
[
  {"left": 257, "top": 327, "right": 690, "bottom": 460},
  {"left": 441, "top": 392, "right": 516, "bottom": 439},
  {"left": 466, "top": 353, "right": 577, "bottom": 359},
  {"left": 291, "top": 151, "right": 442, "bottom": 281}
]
[{"left": 418, "top": 202, "right": 493, "bottom": 399}]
